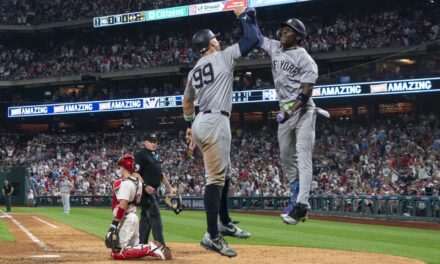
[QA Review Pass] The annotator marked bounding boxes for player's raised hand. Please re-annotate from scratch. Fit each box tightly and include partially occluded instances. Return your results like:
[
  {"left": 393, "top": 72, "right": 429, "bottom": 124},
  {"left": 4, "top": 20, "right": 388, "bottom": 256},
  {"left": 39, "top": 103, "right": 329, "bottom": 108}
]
[
  {"left": 245, "top": 7, "right": 257, "bottom": 23},
  {"left": 234, "top": 6, "right": 246, "bottom": 18}
]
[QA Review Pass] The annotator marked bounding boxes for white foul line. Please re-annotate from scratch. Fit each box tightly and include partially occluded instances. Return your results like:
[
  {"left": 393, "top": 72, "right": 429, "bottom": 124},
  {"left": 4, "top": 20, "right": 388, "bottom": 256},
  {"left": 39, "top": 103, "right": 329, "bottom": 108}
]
[
  {"left": 0, "top": 209, "right": 48, "bottom": 250},
  {"left": 32, "top": 216, "right": 59, "bottom": 229},
  {"left": 31, "top": 255, "right": 60, "bottom": 258}
]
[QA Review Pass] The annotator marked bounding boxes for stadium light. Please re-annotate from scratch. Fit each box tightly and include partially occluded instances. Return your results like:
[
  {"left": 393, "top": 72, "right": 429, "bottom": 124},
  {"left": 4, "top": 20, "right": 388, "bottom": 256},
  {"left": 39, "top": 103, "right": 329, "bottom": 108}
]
[{"left": 395, "top": 59, "right": 416, "bottom": 65}]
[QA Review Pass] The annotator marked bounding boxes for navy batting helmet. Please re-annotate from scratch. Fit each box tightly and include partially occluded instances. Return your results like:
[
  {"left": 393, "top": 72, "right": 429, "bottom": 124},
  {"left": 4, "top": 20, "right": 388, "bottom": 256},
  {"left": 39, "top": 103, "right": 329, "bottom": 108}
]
[
  {"left": 281, "top": 18, "right": 306, "bottom": 39},
  {"left": 192, "top": 29, "right": 218, "bottom": 54}
]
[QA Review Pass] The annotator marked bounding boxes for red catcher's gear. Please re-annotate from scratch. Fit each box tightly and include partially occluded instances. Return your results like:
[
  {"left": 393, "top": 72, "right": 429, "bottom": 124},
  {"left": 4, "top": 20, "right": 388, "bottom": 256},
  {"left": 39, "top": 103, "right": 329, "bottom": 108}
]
[{"left": 117, "top": 154, "right": 135, "bottom": 173}]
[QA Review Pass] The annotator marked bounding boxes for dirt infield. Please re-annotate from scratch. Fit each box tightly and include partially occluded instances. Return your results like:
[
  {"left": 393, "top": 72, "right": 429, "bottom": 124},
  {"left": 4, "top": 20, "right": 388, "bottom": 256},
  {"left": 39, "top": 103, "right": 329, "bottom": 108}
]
[{"left": 0, "top": 213, "right": 424, "bottom": 264}]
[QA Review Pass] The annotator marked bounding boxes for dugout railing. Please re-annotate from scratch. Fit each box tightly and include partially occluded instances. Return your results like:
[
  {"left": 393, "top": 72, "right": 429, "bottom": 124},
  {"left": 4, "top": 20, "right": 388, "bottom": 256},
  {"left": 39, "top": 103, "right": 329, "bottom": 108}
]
[{"left": 34, "top": 195, "right": 440, "bottom": 222}]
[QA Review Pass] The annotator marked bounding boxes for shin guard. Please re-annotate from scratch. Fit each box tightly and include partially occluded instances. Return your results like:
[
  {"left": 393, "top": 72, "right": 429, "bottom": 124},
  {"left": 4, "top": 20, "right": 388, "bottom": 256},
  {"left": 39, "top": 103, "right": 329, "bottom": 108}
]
[{"left": 111, "top": 243, "right": 165, "bottom": 260}]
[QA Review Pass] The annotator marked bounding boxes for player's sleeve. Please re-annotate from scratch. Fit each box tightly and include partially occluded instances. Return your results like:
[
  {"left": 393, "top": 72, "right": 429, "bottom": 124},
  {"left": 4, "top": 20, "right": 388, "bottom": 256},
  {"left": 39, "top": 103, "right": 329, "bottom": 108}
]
[
  {"left": 260, "top": 37, "right": 280, "bottom": 57},
  {"left": 222, "top": 12, "right": 262, "bottom": 67},
  {"left": 116, "top": 181, "right": 132, "bottom": 202},
  {"left": 237, "top": 12, "right": 262, "bottom": 56},
  {"left": 221, "top": 43, "right": 242, "bottom": 68},
  {"left": 184, "top": 72, "right": 196, "bottom": 98},
  {"left": 299, "top": 51, "right": 318, "bottom": 84}
]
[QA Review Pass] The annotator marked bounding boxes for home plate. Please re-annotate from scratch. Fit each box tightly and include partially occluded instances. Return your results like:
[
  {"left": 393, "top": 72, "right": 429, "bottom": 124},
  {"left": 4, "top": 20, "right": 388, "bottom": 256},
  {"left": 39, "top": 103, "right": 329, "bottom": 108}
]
[{"left": 0, "top": 215, "right": 11, "bottom": 218}]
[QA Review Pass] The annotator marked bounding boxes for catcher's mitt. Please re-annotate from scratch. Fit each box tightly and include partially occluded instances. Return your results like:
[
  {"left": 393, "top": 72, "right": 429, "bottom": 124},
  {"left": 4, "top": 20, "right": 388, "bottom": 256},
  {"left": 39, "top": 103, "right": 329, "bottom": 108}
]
[
  {"left": 105, "top": 225, "right": 119, "bottom": 250},
  {"left": 165, "top": 194, "right": 185, "bottom": 214}
]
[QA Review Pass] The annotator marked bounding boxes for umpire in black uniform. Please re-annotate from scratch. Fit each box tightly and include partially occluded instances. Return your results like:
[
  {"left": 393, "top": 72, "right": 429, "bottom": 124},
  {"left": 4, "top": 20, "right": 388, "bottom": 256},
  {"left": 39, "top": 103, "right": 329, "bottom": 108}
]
[
  {"left": 2, "top": 179, "right": 13, "bottom": 212},
  {"left": 135, "top": 133, "right": 175, "bottom": 247}
]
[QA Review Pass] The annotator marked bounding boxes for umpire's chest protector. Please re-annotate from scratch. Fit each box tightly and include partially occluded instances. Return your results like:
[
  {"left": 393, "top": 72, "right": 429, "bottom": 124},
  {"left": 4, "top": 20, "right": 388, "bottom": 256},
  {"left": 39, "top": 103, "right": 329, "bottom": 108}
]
[{"left": 138, "top": 150, "right": 163, "bottom": 189}]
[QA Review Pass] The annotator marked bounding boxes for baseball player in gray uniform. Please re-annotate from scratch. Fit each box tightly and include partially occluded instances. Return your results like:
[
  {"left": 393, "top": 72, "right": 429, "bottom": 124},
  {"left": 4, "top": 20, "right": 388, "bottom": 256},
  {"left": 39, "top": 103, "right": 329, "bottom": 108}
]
[
  {"left": 183, "top": 6, "right": 261, "bottom": 258},
  {"left": 257, "top": 18, "right": 329, "bottom": 225},
  {"left": 60, "top": 176, "right": 73, "bottom": 214}
]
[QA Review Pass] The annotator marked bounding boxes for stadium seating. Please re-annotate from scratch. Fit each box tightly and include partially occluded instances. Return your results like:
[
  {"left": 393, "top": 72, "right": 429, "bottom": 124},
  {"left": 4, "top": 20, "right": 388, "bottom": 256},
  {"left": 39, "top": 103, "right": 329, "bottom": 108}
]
[
  {"left": 2, "top": 114, "right": 437, "bottom": 197},
  {"left": 1, "top": 2, "right": 438, "bottom": 81}
]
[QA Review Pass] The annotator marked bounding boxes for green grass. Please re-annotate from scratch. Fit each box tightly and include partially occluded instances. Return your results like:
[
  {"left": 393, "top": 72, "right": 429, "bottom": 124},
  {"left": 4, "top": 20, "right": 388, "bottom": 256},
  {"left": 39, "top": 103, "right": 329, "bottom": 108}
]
[
  {"left": 3, "top": 207, "right": 440, "bottom": 264},
  {"left": 0, "top": 216, "right": 14, "bottom": 242}
]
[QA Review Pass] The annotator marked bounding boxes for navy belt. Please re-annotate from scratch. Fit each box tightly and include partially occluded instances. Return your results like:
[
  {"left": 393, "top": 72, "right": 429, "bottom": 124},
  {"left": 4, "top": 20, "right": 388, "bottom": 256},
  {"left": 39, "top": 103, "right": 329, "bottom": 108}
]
[{"left": 203, "top": 110, "right": 230, "bottom": 117}]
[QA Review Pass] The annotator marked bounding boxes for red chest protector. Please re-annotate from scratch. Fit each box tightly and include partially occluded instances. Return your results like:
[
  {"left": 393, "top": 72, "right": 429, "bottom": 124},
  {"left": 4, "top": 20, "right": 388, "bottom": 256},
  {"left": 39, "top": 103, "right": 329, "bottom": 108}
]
[{"left": 111, "top": 179, "right": 123, "bottom": 210}]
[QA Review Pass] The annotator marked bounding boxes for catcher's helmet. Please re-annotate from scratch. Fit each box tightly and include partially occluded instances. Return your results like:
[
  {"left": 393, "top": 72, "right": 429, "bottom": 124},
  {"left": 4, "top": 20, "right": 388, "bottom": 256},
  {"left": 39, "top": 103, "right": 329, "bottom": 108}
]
[
  {"left": 192, "top": 29, "right": 218, "bottom": 54},
  {"left": 281, "top": 18, "right": 306, "bottom": 39},
  {"left": 117, "top": 154, "right": 135, "bottom": 173}
]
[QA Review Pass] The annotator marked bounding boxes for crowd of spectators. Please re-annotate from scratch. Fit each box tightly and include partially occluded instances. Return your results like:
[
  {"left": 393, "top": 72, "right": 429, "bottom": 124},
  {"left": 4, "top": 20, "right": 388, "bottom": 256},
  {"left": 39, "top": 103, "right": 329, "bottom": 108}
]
[
  {"left": 3, "top": 59, "right": 435, "bottom": 106},
  {"left": 1, "top": 2, "right": 439, "bottom": 81},
  {"left": 0, "top": 0, "right": 218, "bottom": 25},
  {"left": 2, "top": 113, "right": 439, "bottom": 200}
]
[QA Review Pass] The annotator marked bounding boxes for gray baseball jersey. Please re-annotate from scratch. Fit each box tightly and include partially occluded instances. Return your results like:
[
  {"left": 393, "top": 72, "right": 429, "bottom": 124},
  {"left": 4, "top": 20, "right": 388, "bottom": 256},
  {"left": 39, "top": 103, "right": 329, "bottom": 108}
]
[
  {"left": 60, "top": 179, "right": 73, "bottom": 214},
  {"left": 184, "top": 44, "right": 241, "bottom": 186},
  {"left": 260, "top": 37, "right": 318, "bottom": 207},
  {"left": 184, "top": 44, "right": 241, "bottom": 113},
  {"left": 260, "top": 37, "right": 318, "bottom": 108},
  {"left": 60, "top": 180, "right": 73, "bottom": 195}
]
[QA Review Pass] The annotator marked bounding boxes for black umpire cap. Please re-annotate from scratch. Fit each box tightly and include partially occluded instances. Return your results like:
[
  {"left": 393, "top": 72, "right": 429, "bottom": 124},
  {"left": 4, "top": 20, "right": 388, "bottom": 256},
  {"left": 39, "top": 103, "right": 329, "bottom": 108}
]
[{"left": 144, "top": 133, "right": 157, "bottom": 142}]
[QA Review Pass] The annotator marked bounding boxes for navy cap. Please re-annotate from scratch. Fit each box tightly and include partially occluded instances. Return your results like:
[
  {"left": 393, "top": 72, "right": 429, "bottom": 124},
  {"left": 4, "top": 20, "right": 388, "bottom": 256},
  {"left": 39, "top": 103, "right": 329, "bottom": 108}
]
[{"left": 144, "top": 133, "right": 157, "bottom": 142}]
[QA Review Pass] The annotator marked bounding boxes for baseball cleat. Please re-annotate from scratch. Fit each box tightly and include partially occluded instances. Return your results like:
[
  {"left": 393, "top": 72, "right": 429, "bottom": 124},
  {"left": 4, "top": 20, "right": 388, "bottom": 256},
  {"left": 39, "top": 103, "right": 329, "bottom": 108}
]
[
  {"left": 280, "top": 203, "right": 296, "bottom": 220},
  {"left": 282, "top": 203, "right": 308, "bottom": 225},
  {"left": 162, "top": 245, "right": 172, "bottom": 260},
  {"left": 218, "top": 221, "right": 251, "bottom": 238},
  {"left": 280, "top": 213, "right": 288, "bottom": 218},
  {"left": 200, "top": 232, "right": 237, "bottom": 258}
]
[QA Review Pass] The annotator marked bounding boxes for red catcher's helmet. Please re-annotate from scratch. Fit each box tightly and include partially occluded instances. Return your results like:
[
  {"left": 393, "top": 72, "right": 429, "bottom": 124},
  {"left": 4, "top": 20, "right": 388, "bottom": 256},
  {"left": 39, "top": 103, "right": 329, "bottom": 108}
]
[{"left": 117, "top": 154, "right": 135, "bottom": 173}]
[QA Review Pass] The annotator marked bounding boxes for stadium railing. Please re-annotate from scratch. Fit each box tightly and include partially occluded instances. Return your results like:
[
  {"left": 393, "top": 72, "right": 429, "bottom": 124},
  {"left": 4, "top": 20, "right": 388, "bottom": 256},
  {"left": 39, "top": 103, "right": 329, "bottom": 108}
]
[{"left": 34, "top": 195, "right": 440, "bottom": 222}]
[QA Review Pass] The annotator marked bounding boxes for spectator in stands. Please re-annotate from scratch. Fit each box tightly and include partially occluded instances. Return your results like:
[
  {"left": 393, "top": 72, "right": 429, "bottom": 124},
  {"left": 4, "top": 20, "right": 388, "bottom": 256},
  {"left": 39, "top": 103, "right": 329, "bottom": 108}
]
[
  {"left": 2, "top": 113, "right": 439, "bottom": 200},
  {"left": 1, "top": 1, "right": 439, "bottom": 81}
]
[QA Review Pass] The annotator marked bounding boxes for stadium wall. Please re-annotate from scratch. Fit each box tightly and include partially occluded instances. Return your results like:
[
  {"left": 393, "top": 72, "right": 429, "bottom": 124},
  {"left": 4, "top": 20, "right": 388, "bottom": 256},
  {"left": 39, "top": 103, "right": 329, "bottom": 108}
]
[
  {"left": 33, "top": 194, "right": 440, "bottom": 223},
  {"left": 0, "top": 166, "right": 27, "bottom": 204}
]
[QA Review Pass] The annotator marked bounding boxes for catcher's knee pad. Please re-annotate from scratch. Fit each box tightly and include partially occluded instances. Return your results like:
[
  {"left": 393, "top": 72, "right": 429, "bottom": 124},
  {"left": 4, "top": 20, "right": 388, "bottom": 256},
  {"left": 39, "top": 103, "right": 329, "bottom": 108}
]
[
  {"left": 112, "top": 244, "right": 159, "bottom": 260},
  {"left": 111, "top": 251, "right": 126, "bottom": 260}
]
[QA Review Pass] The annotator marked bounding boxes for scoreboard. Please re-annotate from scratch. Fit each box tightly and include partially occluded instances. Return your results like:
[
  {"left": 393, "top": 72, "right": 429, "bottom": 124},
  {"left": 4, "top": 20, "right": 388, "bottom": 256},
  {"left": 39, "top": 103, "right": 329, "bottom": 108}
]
[
  {"left": 92, "top": 0, "right": 311, "bottom": 28},
  {"left": 93, "top": 11, "right": 146, "bottom": 27}
]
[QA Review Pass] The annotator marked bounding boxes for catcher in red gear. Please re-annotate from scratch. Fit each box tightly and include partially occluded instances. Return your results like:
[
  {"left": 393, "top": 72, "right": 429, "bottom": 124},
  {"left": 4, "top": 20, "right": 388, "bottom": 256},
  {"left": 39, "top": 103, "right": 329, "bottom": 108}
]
[{"left": 105, "top": 154, "right": 170, "bottom": 260}]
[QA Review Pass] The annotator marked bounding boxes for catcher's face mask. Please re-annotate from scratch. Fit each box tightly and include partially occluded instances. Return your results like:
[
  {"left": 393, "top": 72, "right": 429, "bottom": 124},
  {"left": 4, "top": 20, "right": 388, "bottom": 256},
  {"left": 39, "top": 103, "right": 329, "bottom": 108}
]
[{"left": 115, "top": 167, "right": 122, "bottom": 178}]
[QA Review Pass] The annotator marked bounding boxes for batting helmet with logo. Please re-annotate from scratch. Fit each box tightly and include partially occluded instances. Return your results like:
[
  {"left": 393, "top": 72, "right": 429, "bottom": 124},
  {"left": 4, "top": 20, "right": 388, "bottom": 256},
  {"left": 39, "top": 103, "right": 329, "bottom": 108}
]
[
  {"left": 281, "top": 18, "right": 307, "bottom": 40},
  {"left": 117, "top": 154, "right": 135, "bottom": 173},
  {"left": 192, "top": 29, "right": 219, "bottom": 54}
]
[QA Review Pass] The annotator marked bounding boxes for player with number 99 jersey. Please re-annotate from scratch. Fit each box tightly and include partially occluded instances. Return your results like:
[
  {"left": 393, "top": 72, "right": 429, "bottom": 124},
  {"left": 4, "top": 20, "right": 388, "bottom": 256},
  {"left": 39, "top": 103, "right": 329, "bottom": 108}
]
[
  {"left": 185, "top": 43, "right": 240, "bottom": 114},
  {"left": 182, "top": 7, "right": 261, "bottom": 258}
]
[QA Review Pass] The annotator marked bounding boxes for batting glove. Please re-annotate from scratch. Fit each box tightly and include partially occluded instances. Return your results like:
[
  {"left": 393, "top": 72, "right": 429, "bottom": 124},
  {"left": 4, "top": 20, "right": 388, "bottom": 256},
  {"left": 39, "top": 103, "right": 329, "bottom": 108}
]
[
  {"left": 276, "top": 111, "right": 291, "bottom": 124},
  {"left": 245, "top": 7, "right": 257, "bottom": 24}
]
